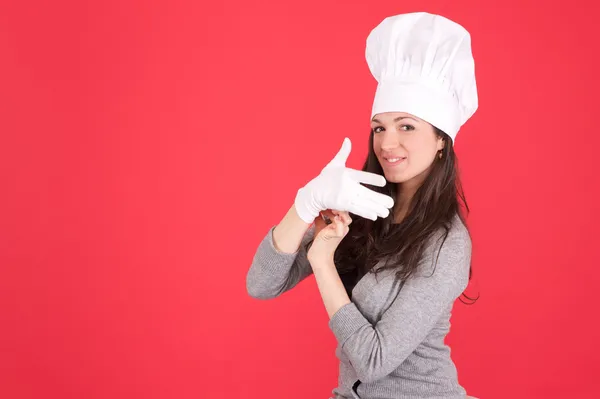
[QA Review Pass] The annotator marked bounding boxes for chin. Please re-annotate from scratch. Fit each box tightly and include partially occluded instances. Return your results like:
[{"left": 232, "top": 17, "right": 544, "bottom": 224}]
[{"left": 383, "top": 171, "right": 409, "bottom": 183}]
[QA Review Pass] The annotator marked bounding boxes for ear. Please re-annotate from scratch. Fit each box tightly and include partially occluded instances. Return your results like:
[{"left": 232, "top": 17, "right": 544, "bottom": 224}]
[{"left": 436, "top": 137, "right": 446, "bottom": 152}]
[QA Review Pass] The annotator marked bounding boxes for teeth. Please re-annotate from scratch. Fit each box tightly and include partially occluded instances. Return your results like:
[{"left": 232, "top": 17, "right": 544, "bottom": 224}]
[{"left": 387, "top": 158, "right": 401, "bottom": 162}]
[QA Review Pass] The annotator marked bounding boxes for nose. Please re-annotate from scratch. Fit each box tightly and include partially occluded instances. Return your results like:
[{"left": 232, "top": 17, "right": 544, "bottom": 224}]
[{"left": 379, "top": 130, "right": 401, "bottom": 151}]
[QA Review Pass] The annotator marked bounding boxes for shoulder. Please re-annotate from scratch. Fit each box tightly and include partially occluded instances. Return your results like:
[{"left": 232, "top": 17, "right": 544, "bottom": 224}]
[
  {"left": 448, "top": 213, "right": 472, "bottom": 250},
  {"left": 431, "top": 213, "right": 471, "bottom": 255},
  {"left": 417, "top": 213, "right": 472, "bottom": 281}
]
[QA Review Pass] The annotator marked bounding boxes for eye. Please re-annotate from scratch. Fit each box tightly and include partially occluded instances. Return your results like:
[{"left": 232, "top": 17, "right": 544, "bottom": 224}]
[{"left": 371, "top": 125, "right": 414, "bottom": 134}]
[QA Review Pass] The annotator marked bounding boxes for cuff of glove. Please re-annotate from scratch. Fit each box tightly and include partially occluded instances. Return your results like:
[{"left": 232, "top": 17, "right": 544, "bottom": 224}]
[{"left": 294, "top": 188, "right": 318, "bottom": 223}]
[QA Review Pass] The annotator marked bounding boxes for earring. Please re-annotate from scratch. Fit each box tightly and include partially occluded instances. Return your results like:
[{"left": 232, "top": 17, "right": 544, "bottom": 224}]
[{"left": 438, "top": 151, "right": 443, "bottom": 159}]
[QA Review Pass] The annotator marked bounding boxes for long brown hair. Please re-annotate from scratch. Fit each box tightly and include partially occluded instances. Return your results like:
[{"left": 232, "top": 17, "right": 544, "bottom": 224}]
[{"left": 304, "top": 126, "right": 478, "bottom": 304}]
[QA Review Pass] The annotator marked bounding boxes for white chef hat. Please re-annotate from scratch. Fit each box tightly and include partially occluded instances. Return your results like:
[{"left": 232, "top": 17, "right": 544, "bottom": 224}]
[{"left": 366, "top": 12, "right": 478, "bottom": 142}]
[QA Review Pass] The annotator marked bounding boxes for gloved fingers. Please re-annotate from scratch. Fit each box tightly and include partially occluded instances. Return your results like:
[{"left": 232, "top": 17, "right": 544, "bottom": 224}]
[
  {"left": 327, "top": 137, "right": 352, "bottom": 167},
  {"left": 346, "top": 168, "right": 387, "bottom": 187},
  {"left": 358, "top": 197, "right": 391, "bottom": 219},
  {"left": 347, "top": 197, "right": 390, "bottom": 221},
  {"left": 356, "top": 185, "right": 395, "bottom": 209},
  {"left": 345, "top": 203, "right": 378, "bottom": 221}
]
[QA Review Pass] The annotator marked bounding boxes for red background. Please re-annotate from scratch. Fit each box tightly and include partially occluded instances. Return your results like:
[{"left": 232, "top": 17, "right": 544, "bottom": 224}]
[{"left": 1, "top": 0, "right": 599, "bottom": 398}]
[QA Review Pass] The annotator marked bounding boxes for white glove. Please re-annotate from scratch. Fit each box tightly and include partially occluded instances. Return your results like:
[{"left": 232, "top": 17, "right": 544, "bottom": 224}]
[{"left": 294, "top": 137, "right": 394, "bottom": 223}]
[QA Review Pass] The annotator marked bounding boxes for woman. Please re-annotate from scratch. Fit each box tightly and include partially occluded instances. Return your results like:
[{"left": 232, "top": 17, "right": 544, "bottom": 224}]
[{"left": 247, "top": 12, "right": 479, "bottom": 399}]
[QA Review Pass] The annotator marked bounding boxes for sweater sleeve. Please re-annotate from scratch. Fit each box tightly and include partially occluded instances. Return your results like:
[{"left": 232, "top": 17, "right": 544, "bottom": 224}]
[
  {"left": 246, "top": 224, "right": 315, "bottom": 299},
  {"left": 327, "top": 225, "right": 471, "bottom": 383}
]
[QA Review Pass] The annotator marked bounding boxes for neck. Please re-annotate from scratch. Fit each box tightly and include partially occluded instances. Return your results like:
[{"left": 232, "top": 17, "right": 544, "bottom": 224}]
[
  {"left": 393, "top": 169, "right": 430, "bottom": 224},
  {"left": 393, "top": 186, "right": 416, "bottom": 224}
]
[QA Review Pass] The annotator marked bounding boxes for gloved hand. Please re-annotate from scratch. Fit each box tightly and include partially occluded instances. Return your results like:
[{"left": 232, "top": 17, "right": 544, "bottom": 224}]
[{"left": 294, "top": 137, "right": 394, "bottom": 223}]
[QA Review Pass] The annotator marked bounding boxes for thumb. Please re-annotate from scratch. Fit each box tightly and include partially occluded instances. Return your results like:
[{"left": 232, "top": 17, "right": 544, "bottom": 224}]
[{"left": 328, "top": 137, "right": 352, "bottom": 167}]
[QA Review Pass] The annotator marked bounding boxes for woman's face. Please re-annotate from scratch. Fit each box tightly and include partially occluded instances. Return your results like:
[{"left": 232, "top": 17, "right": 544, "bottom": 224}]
[{"left": 371, "top": 112, "right": 445, "bottom": 184}]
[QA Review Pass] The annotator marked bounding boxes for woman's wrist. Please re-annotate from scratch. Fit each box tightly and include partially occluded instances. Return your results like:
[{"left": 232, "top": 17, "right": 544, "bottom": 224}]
[
  {"left": 272, "top": 204, "right": 312, "bottom": 253},
  {"left": 308, "top": 257, "right": 336, "bottom": 271}
]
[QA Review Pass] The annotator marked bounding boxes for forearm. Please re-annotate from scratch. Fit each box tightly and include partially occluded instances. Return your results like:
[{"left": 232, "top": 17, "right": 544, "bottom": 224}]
[
  {"left": 246, "top": 216, "right": 315, "bottom": 299},
  {"left": 310, "top": 261, "right": 351, "bottom": 319},
  {"left": 272, "top": 204, "right": 312, "bottom": 254}
]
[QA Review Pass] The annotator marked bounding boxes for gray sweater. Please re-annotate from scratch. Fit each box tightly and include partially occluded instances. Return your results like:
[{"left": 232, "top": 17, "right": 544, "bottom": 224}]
[{"left": 246, "top": 213, "right": 471, "bottom": 399}]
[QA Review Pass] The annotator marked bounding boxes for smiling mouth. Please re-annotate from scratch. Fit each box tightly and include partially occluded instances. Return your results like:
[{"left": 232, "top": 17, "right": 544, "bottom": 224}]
[{"left": 382, "top": 156, "right": 407, "bottom": 166}]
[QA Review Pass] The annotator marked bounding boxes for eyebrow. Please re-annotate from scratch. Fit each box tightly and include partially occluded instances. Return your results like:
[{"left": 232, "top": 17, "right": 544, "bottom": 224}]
[{"left": 371, "top": 116, "right": 419, "bottom": 124}]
